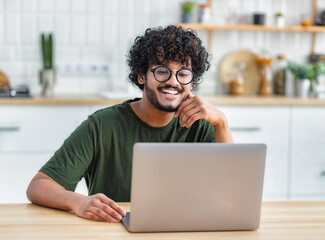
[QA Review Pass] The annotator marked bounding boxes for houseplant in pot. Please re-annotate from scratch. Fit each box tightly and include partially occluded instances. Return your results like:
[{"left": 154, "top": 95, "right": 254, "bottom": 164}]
[
  {"left": 181, "top": 2, "right": 195, "bottom": 23},
  {"left": 287, "top": 62, "right": 324, "bottom": 98},
  {"left": 39, "top": 33, "right": 56, "bottom": 96},
  {"left": 274, "top": 12, "right": 285, "bottom": 27}
]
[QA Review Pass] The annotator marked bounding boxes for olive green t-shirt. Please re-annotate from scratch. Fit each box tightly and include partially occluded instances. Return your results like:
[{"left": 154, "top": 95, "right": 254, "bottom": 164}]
[{"left": 40, "top": 98, "right": 215, "bottom": 202}]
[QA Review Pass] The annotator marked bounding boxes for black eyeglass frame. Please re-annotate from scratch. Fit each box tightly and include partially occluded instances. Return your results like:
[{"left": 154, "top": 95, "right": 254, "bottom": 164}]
[{"left": 150, "top": 66, "right": 194, "bottom": 85}]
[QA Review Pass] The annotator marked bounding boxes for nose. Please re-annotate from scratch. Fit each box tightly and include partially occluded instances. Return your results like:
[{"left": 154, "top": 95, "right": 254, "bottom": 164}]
[{"left": 167, "top": 71, "right": 179, "bottom": 85}]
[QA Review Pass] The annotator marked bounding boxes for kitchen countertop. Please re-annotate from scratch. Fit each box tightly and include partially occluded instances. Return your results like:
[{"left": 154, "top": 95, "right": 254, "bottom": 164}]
[
  {"left": 1, "top": 202, "right": 325, "bottom": 239},
  {"left": 1, "top": 95, "right": 325, "bottom": 106}
]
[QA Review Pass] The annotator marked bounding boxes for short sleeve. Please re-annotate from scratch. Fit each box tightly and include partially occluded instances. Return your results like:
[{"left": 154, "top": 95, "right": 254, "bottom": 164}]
[{"left": 39, "top": 116, "right": 98, "bottom": 191}]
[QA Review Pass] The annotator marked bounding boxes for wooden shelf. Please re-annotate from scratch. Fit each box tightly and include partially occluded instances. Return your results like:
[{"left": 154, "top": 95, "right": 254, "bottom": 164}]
[{"left": 179, "top": 23, "right": 325, "bottom": 33}]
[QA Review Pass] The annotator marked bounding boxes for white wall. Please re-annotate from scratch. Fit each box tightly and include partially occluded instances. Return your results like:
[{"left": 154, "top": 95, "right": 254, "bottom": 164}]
[{"left": 0, "top": 0, "right": 325, "bottom": 96}]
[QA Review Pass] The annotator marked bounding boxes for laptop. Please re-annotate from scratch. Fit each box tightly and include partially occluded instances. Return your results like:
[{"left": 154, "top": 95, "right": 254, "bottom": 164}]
[{"left": 122, "top": 143, "right": 267, "bottom": 232}]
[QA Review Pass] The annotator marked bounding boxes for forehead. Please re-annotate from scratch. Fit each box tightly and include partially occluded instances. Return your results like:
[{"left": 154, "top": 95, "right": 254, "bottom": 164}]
[{"left": 151, "top": 60, "right": 192, "bottom": 70}]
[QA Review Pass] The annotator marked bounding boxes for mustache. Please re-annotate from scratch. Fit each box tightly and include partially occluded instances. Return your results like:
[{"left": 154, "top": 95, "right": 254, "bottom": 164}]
[{"left": 157, "top": 85, "right": 184, "bottom": 93}]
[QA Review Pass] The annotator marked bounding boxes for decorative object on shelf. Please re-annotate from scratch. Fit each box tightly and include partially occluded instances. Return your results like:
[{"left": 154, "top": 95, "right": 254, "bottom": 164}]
[
  {"left": 229, "top": 62, "right": 246, "bottom": 95},
  {"left": 198, "top": 4, "right": 211, "bottom": 24},
  {"left": 0, "top": 70, "right": 10, "bottom": 92},
  {"left": 219, "top": 50, "right": 259, "bottom": 95},
  {"left": 273, "top": 54, "right": 287, "bottom": 95},
  {"left": 300, "top": 15, "right": 312, "bottom": 27},
  {"left": 256, "top": 55, "right": 273, "bottom": 96},
  {"left": 316, "top": 75, "right": 325, "bottom": 99},
  {"left": 181, "top": 2, "right": 195, "bottom": 23},
  {"left": 315, "top": 10, "right": 325, "bottom": 26},
  {"left": 39, "top": 32, "right": 56, "bottom": 97},
  {"left": 274, "top": 12, "right": 285, "bottom": 27},
  {"left": 253, "top": 13, "right": 265, "bottom": 25},
  {"left": 287, "top": 61, "right": 324, "bottom": 98}
]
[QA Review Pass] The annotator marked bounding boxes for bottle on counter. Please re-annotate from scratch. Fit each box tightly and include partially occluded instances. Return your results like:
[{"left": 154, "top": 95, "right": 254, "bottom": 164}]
[{"left": 273, "top": 54, "right": 287, "bottom": 95}]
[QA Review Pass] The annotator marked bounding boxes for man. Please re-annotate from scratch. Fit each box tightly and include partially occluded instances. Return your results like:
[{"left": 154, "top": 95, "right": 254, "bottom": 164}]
[{"left": 27, "top": 25, "right": 233, "bottom": 223}]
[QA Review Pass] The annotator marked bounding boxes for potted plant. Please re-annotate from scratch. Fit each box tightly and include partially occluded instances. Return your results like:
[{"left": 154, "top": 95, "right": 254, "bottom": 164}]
[
  {"left": 181, "top": 2, "right": 195, "bottom": 23},
  {"left": 275, "top": 12, "right": 285, "bottom": 27},
  {"left": 39, "top": 32, "right": 56, "bottom": 96},
  {"left": 287, "top": 62, "right": 324, "bottom": 98}
]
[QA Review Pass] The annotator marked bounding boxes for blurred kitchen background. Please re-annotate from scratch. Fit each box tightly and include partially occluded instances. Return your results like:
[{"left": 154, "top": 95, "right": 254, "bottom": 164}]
[
  {"left": 1, "top": 0, "right": 325, "bottom": 203},
  {"left": 1, "top": 0, "right": 325, "bottom": 96}
]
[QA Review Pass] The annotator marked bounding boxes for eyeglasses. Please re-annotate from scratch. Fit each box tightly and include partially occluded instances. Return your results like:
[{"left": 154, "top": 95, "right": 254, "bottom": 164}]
[{"left": 150, "top": 66, "right": 194, "bottom": 85}]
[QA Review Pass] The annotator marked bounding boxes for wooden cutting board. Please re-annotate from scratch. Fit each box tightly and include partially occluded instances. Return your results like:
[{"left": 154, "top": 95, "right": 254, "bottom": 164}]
[
  {"left": 0, "top": 70, "right": 10, "bottom": 91},
  {"left": 219, "top": 50, "right": 259, "bottom": 95}
]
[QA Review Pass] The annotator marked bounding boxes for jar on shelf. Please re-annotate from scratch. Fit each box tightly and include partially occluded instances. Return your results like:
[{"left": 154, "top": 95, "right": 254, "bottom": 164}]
[
  {"left": 256, "top": 56, "right": 273, "bottom": 95},
  {"left": 229, "top": 62, "right": 246, "bottom": 95},
  {"left": 273, "top": 54, "right": 287, "bottom": 95},
  {"left": 198, "top": 4, "right": 211, "bottom": 24}
]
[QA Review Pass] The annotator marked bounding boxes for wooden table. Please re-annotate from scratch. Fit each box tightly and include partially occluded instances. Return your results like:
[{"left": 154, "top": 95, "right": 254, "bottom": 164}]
[{"left": 1, "top": 202, "right": 325, "bottom": 239}]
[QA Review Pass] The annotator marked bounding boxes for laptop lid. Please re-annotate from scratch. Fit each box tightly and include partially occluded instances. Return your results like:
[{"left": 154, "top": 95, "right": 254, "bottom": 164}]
[{"left": 122, "top": 143, "right": 266, "bottom": 232}]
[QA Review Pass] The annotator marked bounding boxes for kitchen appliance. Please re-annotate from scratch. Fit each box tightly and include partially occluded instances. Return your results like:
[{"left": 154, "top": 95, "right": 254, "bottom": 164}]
[{"left": 0, "top": 85, "right": 31, "bottom": 98}]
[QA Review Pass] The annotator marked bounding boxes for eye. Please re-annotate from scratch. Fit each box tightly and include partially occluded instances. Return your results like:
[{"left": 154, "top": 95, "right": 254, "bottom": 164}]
[
  {"left": 156, "top": 68, "right": 169, "bottom": 75},
  {"left": 178, "top": 70, "right": 191, "bottom": 78}
]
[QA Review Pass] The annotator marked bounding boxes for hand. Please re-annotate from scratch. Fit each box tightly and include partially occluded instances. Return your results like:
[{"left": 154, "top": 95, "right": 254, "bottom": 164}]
[
  {"left": 72, "top": 193, "right": 126, "bottom": 223},
  {"left": 174, "top": 92, "right": 226, "bottom": 128}
]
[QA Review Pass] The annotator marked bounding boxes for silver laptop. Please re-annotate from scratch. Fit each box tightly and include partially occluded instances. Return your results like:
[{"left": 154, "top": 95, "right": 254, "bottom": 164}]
[{"left": 122, "top": 143, "right": 266, "bottom": 232}]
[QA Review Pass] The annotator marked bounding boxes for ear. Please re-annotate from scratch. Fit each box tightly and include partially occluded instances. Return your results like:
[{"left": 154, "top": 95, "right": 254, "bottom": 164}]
[{"left": 137, "top": 73, "right": 145, "bottom": 85}]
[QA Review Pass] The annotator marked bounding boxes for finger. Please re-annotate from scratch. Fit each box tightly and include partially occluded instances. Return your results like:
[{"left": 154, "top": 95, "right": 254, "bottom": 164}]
[
  {"left": 175, "top": 96, "right": 195, "bottom": 118},
  {"left": 185, "top": 112, "right": 202, "bottom": 128},
  {"left": 97, "top": 194, "right": 126, "bottom": 217},
  {"left": 98, "top": 202, "right": 123, "bottom": 221},
  {"left": 88, "top": 206, "right": 119, "bottom": 223},
  {"left": 180, "top": 107, "right": 201, "bottom": 127},
  {"left": 83, "top": 211, "right": 106, "bottom": 222}
]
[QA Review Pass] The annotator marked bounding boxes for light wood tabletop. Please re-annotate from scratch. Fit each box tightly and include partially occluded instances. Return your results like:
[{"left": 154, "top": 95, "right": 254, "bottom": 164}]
[{"left": 1, "top": 201, "right": 325, "bottom": 239}]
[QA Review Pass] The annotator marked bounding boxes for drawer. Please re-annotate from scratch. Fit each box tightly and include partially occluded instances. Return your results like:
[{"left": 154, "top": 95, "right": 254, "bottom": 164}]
[
  {"left": 218, "top": 106, "right": 290, "bottom": 200},
  {"left": 292, "top": 107, "right": 325, "bottom": 164},
  {"left": 0, "top": 106, "right": 89, "bottom": 152},
  {"left": 291, "top": 162, "right": 325, "bottom": 195}
]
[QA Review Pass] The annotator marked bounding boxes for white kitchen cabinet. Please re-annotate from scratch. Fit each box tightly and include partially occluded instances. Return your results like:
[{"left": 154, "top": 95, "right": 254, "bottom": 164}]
[
  {"left": 90, "top": 105, "right": 110, "bottom": 114},
  {"left": 0, "top": 106, "right": 90, "bottom": 152},
  {"left": 0, "top": 106, "right": 91, "bottom": 203},
  {"left": 291, "top": 107, "right": 325, "bottom": 200},
  {"left": 0, "top": 153, "right": 51, "bottom": 203},
  {"left": 219, "top": 106, "right": 290, "bottom": 201}
]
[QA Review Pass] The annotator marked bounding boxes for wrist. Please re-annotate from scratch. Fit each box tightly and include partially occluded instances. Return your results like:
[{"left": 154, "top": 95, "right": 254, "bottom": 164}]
[
  {"left": 67, "top": 192, "right": 85, "bottom": 212},
  {"left": 213, "top": 113, "right": 228, "bottom": 130}
]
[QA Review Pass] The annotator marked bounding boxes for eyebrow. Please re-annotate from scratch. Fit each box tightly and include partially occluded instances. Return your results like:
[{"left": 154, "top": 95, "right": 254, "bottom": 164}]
[{"left": 153, "top": 65, "right": 192, "bottom": 71}]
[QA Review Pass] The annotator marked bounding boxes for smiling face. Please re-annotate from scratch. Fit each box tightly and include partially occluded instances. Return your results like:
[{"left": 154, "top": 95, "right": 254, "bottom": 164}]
[{"left": 138, "top": 61, "right": 193, "bottom": 112}]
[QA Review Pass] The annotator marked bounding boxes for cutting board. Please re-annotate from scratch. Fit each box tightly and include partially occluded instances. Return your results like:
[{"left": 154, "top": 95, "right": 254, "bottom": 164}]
[{"left": 219, "top": 50, "right": 259, "bottom": 95}]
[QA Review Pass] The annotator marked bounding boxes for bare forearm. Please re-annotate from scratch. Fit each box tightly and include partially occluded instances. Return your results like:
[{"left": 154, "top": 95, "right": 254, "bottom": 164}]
[
  {"left": 27, "top": 172, "right": 126, "bottom": 222},
  {"left": 214, "top": 117, "right": 233, "bottom": 143},
  {"left": 26, "top": 175, "right": 82, "bottom": 212}
]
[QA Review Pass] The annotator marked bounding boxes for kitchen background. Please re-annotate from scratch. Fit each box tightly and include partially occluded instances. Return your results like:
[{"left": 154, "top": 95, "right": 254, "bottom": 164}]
[
  {"left": 1, "top": 0, "right": 325, "bottom": 203},
  {"left": 1, "top": 0, "right": 325, "bottom": 96}
]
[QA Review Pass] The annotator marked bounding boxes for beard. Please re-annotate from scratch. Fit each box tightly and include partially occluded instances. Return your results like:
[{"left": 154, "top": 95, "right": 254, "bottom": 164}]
[{"left": 144, "top": 78, "right": 186, "bottom": 112}]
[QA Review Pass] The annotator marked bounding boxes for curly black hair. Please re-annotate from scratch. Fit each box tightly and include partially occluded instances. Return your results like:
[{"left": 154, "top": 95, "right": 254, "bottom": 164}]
[{"left": 127, "top": 25, "right": 211, "bottom": 90}]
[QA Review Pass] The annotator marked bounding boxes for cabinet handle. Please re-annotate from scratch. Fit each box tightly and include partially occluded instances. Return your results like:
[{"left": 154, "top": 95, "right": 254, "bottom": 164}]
[
  {"left": 0, "top": 127, "right": 20, "bottom": 132},
  {"left": 321, "top": 171, "right": 325, "bottom": 177},
  {"left": 230, "top": 127, "right": 261, "bottom": 132}
]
